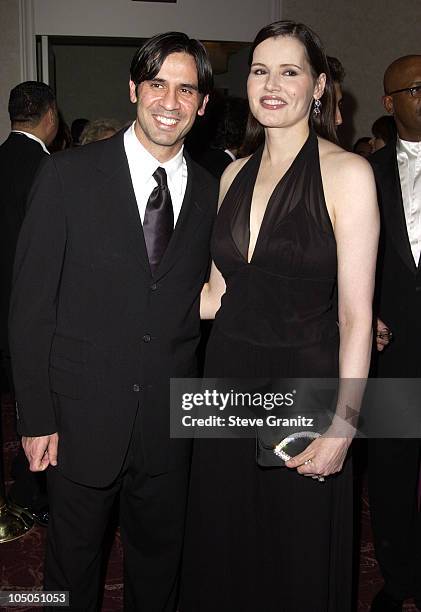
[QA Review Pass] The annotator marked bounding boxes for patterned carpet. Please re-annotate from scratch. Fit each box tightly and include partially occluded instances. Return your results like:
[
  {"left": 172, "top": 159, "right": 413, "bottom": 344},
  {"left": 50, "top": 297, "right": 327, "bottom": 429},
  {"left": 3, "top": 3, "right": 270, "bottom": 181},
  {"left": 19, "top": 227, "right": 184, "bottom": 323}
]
[{"left": 0, "top": 392, "right": 418, "bottom": 611}]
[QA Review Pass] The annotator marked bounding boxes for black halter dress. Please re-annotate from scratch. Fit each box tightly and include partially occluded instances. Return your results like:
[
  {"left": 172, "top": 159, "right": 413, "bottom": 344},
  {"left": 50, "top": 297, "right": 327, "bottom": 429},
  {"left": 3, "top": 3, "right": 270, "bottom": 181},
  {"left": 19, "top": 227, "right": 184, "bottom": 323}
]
[{"left": 181, "top": 131, "right": 353, "bottom": 612}]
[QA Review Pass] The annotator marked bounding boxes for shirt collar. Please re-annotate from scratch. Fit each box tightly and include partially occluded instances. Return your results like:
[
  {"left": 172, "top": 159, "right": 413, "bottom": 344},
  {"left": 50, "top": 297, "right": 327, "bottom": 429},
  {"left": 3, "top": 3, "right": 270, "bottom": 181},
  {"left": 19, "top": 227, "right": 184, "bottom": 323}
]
[
  {"left": 396, "top": 136, "right": 421, "bottom": 160},
  {"left": 224, "top": 149, "right": 236, "bottom": 162},
  {"left": 11, "top": 130, "right": 50, "bottom": 155},
  {"left": 125, "top": 121, "right": 184, "bottom": 181}
]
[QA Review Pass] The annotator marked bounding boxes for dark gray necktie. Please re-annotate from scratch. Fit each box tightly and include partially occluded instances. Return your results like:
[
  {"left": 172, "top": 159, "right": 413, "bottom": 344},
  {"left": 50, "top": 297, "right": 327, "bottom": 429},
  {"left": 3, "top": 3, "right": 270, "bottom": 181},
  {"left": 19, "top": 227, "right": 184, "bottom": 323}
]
[{"left": 143, "top": 167, "right": 174, "bottom": 274}]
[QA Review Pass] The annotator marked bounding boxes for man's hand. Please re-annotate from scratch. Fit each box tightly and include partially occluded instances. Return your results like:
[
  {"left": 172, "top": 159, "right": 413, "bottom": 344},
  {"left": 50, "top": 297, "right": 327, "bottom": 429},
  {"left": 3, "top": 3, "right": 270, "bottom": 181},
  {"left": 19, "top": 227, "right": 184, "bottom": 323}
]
[
  {"left": 22, "top": 433, "right": 59, "bottom": 471},
  {"left": 376, "top": 317, "right": 392, "bottom": 352}
]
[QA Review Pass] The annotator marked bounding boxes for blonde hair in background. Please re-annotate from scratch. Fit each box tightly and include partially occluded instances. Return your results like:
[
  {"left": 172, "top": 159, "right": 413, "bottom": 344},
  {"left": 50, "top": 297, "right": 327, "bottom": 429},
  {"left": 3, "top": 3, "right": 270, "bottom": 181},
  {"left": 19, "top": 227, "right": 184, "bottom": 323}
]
[{"left": 80, "top": 118, "right": 121, "bottom": 145}]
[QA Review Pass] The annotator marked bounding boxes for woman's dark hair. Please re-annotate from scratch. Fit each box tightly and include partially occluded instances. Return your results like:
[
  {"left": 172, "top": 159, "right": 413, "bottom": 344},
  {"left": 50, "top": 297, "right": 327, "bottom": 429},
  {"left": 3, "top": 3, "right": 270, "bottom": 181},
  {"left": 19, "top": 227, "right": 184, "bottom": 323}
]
[
  {"left": 371, "top": 115, "right": 396, "bottom": 144},
  {"left": 130, "top": 31, "right": 213, "bottom": 97},
  {"left": 239, "top": 21, "right": 337, "bottom": 157},
  {"left": 48, "top": 109, "right": 72, "bottom": 153}
]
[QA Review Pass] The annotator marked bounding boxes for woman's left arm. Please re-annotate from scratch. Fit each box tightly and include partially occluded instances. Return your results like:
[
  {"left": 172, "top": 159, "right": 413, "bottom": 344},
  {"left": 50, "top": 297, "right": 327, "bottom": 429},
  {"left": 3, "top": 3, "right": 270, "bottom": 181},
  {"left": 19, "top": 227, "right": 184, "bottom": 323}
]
[{"left": 287, "top": 152, "right": 379, "bottom": 478}]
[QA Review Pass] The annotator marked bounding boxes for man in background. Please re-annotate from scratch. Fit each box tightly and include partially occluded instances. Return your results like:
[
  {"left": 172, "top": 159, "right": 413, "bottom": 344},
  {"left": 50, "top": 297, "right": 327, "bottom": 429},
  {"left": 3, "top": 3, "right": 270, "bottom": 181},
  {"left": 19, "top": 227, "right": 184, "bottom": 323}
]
[
  {"left": 0, "top": 81, "right": 57, "bottom": 524},
  {"left": 70, "top": 117, "right": 89, "bottom": 146},
  {"left": 369, "top": 54, "right": 421, "bottom": 612},
  {"left": 327, "top": 55, "right": 345, "bottom": 128},
  {"left": 197, "top": 95, "right": 248, "bottom": 179}
]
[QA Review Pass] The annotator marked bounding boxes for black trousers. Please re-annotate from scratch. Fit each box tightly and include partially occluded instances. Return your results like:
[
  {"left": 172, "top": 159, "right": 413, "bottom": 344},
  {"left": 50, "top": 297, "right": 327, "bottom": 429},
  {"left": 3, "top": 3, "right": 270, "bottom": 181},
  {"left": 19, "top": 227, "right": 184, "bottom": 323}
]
[
  {"left": 44, "top": 413, "right": 190, "bottom": 611},
  {"left": 368, "top": 438, "right": 421, "bottom": 600}
]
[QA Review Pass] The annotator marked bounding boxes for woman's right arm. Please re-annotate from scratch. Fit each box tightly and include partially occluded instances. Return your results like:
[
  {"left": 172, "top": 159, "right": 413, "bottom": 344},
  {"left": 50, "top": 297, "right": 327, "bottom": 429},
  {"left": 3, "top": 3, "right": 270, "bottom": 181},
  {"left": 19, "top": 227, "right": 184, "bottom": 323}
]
[
  {"left": 200, "top": 158, "right": 248, "bottom": 319},
  {"left": 200, "top": 261, "right": 226, "bottom": 319}
]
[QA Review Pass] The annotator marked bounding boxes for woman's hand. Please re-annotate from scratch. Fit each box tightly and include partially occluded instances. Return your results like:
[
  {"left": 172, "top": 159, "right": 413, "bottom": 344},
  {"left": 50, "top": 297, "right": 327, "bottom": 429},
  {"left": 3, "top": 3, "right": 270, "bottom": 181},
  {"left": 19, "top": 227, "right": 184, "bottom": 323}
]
[
  {"left": 376, "top": 317, "right": 392, "bottom": 352},
  {"left": 285, "top": 433, "right": 352, "bottom": 479}
]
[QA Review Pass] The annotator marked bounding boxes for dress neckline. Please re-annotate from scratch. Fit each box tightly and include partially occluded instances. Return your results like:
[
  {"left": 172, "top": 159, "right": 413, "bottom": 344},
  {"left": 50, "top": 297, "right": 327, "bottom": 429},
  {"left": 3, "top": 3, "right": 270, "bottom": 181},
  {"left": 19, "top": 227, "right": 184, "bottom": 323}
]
[{"left": 245, "top": 130, "right": 315, "bottom": 265}]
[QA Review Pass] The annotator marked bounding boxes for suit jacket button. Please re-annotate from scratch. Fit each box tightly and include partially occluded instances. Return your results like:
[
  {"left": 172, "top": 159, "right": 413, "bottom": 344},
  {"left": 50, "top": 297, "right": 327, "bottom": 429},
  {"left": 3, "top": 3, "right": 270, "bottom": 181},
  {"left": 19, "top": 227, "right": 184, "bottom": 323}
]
[
  {"left": 133, "top": 384, "right": 141, "bottom": 392},
  {"left": 142, "top": 334, "right": 151, "bottom": 343},
  {"left": 151, "top": 283, "right": 158, "bottom": 291},
  {"left": 416, "top": 286, "right": 421, "bottom": 292}
]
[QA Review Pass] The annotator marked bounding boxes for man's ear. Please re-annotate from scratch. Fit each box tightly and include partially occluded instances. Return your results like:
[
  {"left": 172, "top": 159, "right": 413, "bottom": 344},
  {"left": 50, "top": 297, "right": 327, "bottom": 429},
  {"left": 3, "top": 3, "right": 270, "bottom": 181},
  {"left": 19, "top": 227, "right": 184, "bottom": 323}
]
[
  {"left": 197, "top": 94, "right": 209, "bottom": 117},
  {"left": 47, "top": 106, "right": 56, "bottom": 127},
  {"left": 383, "top": 94, "right": 394, "bottom": 115},
  {"left": 129, "top": 80, "right": 137, "bottom": 103}
]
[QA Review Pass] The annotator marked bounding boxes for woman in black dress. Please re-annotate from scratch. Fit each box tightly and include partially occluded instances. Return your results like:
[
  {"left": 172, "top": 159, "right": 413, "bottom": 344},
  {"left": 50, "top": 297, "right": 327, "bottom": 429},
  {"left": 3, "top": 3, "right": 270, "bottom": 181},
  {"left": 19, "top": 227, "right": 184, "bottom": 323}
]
[{"left": 181, "top": 21, "right": 379, "bottom": 612}]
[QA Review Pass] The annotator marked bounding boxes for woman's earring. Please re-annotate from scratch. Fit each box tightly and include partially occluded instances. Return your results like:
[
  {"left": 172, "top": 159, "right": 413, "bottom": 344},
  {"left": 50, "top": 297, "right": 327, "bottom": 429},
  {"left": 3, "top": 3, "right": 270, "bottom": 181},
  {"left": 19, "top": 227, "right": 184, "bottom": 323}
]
[{"left": 313, "top": 99, "right": 322, "bottom": 116}]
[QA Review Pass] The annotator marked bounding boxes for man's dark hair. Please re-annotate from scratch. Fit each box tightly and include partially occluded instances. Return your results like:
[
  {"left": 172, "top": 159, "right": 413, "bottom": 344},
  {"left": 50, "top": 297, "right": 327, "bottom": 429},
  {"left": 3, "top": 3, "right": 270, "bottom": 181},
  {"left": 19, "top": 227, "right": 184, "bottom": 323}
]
[
  {"left": 130, "top": 31, "right": 213, "bottom": 97},
  {"left": 371, "top": 115, "right": 397, "bottom": 144},
  {"left": 71, "top": 118, "right": 90, "bottom": 145},
  {"left": 327, "top": 56, "right": 345, "bottom": 84},
  {"left": 8, "top": 81, "right": 56, "bottom": 124},
  {"left": 353, "top": 136, "right": 371, "bottom": 153}
]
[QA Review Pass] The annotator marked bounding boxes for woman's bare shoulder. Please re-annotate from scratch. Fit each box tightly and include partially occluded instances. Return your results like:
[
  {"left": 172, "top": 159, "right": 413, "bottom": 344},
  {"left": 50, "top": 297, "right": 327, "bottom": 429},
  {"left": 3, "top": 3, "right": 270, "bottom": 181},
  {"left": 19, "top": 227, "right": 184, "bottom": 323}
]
[
  {"left": 218, "top": 155, "right": 251, "bottom": 207},
  {"left": 221, "top": 156, "right": 251, "bottom": 187},
  {"left": 317, "top": 137, "right": 377, "bottom": 229},
  {"left": 318, "top": 137, "right": 374, "bottom": 186}
]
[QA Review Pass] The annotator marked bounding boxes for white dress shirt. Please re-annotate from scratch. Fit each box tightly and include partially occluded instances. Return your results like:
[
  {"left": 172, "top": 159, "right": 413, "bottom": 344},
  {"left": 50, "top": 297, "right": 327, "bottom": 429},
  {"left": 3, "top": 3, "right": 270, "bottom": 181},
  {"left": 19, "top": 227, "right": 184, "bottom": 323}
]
[
  {"left": 124, "top": 122, "right": 187, "bottom": 226},
  {"left": 397, "top": 137, "right": 421, "bottom": 265},
  {"left": 11, "top": 130, "right": 50, "bottom": 154}
]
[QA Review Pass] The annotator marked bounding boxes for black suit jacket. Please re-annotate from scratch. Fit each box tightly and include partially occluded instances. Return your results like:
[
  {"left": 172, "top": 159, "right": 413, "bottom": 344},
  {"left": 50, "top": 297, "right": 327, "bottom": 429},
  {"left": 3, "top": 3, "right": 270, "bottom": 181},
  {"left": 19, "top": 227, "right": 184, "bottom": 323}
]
[
  {"left": 9, "top": 131, "right": 217, "bottom": 486},
  {"left": 370, "top": 140, "right": 421, "bottom": 377},
  {"left": 198, "top": 148, "right": 233, "bottom": 179},
  {"left": 0, "top": 132, "right": 47, "bottom": 354}
]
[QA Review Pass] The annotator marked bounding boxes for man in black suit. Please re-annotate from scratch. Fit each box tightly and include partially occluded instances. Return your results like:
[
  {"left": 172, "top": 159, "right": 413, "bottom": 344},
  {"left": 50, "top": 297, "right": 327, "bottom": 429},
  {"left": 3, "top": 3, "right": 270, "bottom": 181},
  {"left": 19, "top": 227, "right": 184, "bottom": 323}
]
[
  {"left": 369, "top": 55, "right": 421, "bottom": 612},
  {"left": 0, "top": 81, "right": 57, "bottom": 522},
  {"left": 9, "top": 32, "right": 217, "bottom": 611}
]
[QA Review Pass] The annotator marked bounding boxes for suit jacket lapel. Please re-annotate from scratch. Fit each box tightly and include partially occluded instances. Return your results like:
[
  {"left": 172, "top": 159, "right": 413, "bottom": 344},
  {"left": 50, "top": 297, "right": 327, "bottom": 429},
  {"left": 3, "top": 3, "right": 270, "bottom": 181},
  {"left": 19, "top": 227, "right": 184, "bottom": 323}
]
[
  {"left": 153, "top": 155, "right": 207, "bottom": 281},
  {"left": 94, "top": 131, "right": 151, "bottom": 275},
  {"left": 93, "top": 136, "right": 207, "bottom": 280},
  {"left": 377, "top": 142, "right": 416, "bottom": 273}
]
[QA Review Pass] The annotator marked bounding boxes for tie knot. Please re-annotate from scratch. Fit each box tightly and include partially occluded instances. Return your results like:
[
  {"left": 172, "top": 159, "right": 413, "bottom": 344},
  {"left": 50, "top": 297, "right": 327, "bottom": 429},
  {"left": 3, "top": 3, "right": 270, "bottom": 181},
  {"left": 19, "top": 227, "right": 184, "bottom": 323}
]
[{"left": 153, "top": 167, "right": 168, "bottom": 190}]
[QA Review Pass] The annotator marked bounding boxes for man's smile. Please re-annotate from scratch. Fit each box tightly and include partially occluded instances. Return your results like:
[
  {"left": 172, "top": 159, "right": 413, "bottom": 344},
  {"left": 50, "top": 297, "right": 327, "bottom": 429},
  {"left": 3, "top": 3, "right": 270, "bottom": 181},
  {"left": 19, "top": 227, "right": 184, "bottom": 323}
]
[{"left": 153, "top": 114, "right": 180, "bottom": 127}]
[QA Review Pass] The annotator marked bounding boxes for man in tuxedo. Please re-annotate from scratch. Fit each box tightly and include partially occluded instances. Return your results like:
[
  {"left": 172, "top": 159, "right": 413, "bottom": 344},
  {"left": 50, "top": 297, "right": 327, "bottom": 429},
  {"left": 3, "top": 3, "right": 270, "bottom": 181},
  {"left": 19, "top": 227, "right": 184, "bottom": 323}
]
[
  {"left": 0, "top": 81, "right": 57, "bottom": 523},
  {"left": 369, "top": 55, "right": 421, "bottom": 612},
  {"left": 9, "top": 32, "right": 217, "bottom": 611}
]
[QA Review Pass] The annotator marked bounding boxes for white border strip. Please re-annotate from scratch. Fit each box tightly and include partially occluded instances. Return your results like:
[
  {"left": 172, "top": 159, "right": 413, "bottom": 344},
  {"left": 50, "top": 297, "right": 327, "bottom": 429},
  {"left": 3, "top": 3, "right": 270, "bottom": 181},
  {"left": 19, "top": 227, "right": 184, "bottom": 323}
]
[{"left": 19, "top": 0, "right": 37, "bottom": 81}]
